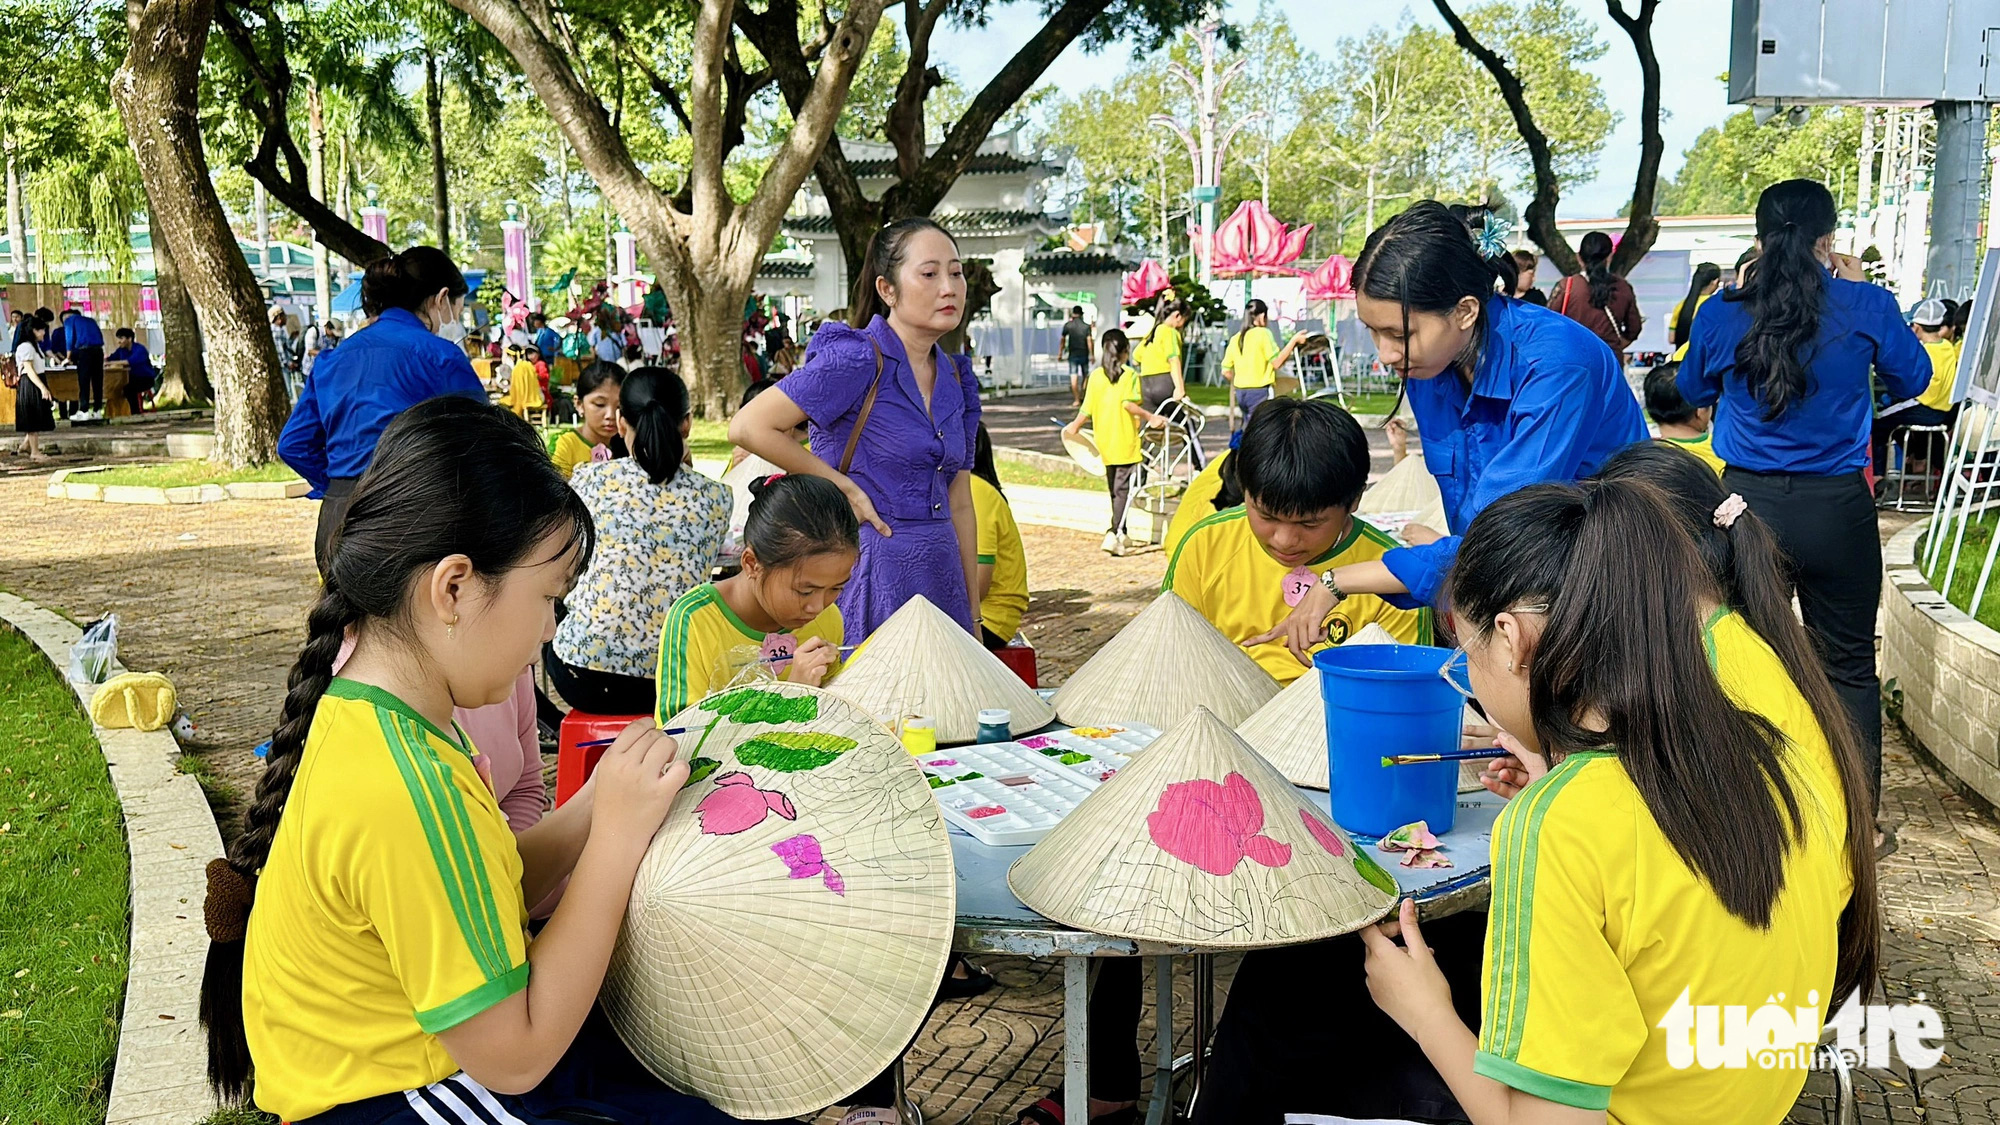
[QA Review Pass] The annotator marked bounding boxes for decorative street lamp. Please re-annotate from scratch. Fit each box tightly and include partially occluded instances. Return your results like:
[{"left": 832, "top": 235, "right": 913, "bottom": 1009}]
[{"left": 1149, "top": 7, "right": 1263, "bottom": 288}]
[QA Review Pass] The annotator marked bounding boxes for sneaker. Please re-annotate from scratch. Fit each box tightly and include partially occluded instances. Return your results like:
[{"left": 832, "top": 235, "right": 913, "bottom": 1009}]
[{"left": 1101, "top": 531, "right": 1119, "bottom": 554}]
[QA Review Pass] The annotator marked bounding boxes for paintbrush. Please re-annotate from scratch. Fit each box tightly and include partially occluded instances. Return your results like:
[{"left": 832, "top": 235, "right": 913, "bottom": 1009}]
[
  {"left": 577, "top": 726, "right": 689, "bottom": 749},
  {"left": 1380, "top": 747, "right": 1513, "bottom": 767}
]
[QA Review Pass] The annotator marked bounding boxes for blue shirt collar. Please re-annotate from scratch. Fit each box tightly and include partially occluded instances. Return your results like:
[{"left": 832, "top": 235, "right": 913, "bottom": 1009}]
[
  {"left": 1467, "top": 295, "right": 1522, "bottom": 401},
  {"left": 376, "top": 307, "right": 426, "bottom": 333}
]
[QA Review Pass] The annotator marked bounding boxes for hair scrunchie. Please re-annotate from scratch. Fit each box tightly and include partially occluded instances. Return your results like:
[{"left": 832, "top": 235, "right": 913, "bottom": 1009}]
[
  {"left": 1713, "top": 493, "right": 1749, "bottom": 529},
  {"left": 204, "top": 858, "right": 257, "bottom": 943}
]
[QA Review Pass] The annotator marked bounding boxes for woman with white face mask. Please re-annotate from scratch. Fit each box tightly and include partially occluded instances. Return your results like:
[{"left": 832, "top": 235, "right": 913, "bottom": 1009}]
[{"left": 278, "top": 245, "right": 487, "bottom": 575}]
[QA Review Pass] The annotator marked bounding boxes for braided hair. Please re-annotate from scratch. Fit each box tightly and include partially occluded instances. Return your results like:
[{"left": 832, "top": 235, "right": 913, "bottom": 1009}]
[{"left": 199, "top": 397, "right": 594, "bottom": 1102}]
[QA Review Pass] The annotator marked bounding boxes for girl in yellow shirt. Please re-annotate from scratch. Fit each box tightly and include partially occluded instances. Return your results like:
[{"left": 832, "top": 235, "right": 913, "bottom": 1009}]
[
  {"left": 1065, "top": 329, "right": 1169, "bottom": 555},
  {"left": 1365, "top": 477, "right": 1877, "bottom": 1125},
  {"left": 656, "top": 473, "right": 858, "bottom": 721},
  {"left": 549, "top": 362, "right": 624, "bottom": 480},
  {"left": 1220, "top": 298, "right": 1309, "bottom": 438},
  {"left": 204, "top": 397, "right": 743, "bottom": 1123}
]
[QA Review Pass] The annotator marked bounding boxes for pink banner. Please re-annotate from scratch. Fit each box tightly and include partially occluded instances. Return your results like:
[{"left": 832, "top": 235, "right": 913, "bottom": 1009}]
[
  {"left": 503, "top": 220, "right": 531, "bottom": 308},
  {"left": 361, "top": 207, "right": 388, "bottom": 244}
]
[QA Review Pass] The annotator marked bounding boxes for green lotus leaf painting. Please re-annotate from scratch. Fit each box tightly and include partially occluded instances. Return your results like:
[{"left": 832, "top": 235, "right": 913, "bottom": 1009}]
[
  {"left": 736, "top": 731, "right": 860, "bottom": 772},
  {"left": 703, "top": 687, "right": 821, "bottom": 726}
]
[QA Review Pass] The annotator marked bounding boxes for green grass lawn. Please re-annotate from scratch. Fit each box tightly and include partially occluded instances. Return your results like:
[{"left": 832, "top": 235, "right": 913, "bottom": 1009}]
[
  {"left": 688, "top": 417, "right": 732, "bottom": 460},
  {"left": 1925, "top": 513, "right": 2000, "bottom": 632},
  {"left": 1181, "top": 384, "right": 1399, "bottom": 416},
  {"left": 75, "top": 461, "right": 301, "bottom": 489},
  {"left": 996, "top": 459, "right": 1104, "bottom": 493},
  {"left": 0, "top": 629, "right": 130, "bottom": 1124}
]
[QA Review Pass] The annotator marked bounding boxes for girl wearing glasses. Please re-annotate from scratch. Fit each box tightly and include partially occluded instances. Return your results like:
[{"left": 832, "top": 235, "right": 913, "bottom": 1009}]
[{"left": 1365, "top": 477, "right": 1878, "bottom": 1125}]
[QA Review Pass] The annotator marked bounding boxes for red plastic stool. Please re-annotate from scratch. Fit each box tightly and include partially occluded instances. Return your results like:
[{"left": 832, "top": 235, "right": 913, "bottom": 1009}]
[
  {"left": 994, "top": 633, "right": 1038, "bottom": 689},
  {"left": 555, "top": 710, "right": 647, "bottom": 806}
]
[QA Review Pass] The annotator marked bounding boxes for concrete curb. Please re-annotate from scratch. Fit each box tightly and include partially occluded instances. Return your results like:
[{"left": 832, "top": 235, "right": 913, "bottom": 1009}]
[
  {"left": 0, "top": 592, "right": 221, "bottom": 1125},
  {"left": 1881, "top": 515, "right": 2000, "bottom": 808},
  {"left": 48, "top": 467, "right": 311, "bottom": 504}
]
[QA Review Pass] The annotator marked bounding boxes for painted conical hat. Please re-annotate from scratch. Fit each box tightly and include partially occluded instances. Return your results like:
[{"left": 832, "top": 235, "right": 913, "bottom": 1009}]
[
  {"left": 829, "top": 595, "right": 1055, "bottom": 742},
  {"left": 1236, "top": 622, "right": 1400, "bottom": 789},
  {"left": 1359, "top": 448, "right": 1449, "bottom": 532},
  {"left": 1009, "top": 707, "right": 1399, "bottom": 947},
  {"left": 601, "top": 682, "right": 956, "bottom": 1119},
  {"left": 1051, "top": 590, "right": 1279, "bottom": 729}
]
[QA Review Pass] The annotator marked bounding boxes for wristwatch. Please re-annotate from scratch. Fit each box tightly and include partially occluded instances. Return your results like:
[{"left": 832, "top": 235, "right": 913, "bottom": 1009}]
[{"left": 1317, "top": 568, "right": 1348, "bottom": 604}]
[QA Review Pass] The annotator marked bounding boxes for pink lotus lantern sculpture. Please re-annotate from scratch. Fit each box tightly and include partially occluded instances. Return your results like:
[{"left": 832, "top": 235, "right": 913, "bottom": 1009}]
[
  {"left": 1301, "top": 254, "right": 1355, "bottom": 302},
  {"left": 1122, "top": 259, "right": 1172, "bottom": 306},
  {"left": 1195, "top": 199, "right": 1313, "bottom": 278}
]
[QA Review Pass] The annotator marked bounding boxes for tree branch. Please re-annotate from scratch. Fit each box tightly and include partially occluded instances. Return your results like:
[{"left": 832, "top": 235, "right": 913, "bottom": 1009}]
[
  {"left": 617, "top": 35, "right": 692, "bottom": 132},
  {"left": 884, "top": 0, "right": 951, "bottom": 178},
  {"left": 1431, "top": 0, "right": 1578, "bottom": 275},
  {"left": 1605, "top": 0, "right": 1662, "bottom": 272}
]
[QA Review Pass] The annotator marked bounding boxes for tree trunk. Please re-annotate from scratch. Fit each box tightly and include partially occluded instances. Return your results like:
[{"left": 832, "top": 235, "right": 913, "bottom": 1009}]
[
  {"left": 425, "top": 50, "right": 451, "bottom": 256},
  {"left": 1604, "top": 0, "right": 1663, "bottom": 274},
  {"left": 308, "top": 78, "right": 333, "bottom": 318},
  {"left": 114, "top": 0, "right": 290, "bottom": 465},
  {"left": 3, "top": 146, "right": 26, "bottom": 283},
  {"left": 150, "top": 223, "right": 213, "bottom": 404},
  {"left": 663, "top": 256, "right": 748, "bottom": 418}
]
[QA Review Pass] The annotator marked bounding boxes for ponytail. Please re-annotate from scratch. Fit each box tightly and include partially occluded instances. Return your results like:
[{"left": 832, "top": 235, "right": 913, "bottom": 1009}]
[
  {"left": 848, "top": 217, "right": 958, "bottom": 329},
  {"left": 972, "top": 423, "right": 1003, "bottom": 497},
  {"left": 1143, "top": 300, "right": 1190, "bottom": 349},
  {"left": 1100, "top": 328, "right": 1132, "bottom": 383},
  {"left": 360, "top": 246, "right": 467, "bottom": 318},
  {"left": 1728, "top": 179, "right": 1838, "bottom": 420},
  {"left": 619, "top": 367, "right": 689, "bottom": 485},
  {"left": 1449, "top": 479, "right": 1806, "bottom": 929},
  {"left": 198, "top": 398, "right": 594, "bottom": 1102},
  {"left": 1579, "top": 231, "right": 1616, "bottom": 309},
  {"left": 201, "top": 584, "right": 357, "bottom": 1100},
  {"left": 1590, "top": 443, "right": 1880, "bottom": 1002},
  {"left": 1235, "top": 298, "right": 1268, "bottom": 353},
  {"left": 743, "top": 473, "right": 859, "bottom": 569},
  {"left": 1673, "top": 262, "right": 1722, "bottom": 345}
]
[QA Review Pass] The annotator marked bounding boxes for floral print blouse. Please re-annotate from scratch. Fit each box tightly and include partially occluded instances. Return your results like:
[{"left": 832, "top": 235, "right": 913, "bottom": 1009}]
[{"left": 553, "top": 457, "right": 732, "bottom": 678}]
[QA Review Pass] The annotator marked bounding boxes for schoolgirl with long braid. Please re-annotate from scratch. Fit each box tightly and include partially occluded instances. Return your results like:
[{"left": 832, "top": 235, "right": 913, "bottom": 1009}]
[{"left": 199, "top": 397, "right": 739, "bottom": 1124}]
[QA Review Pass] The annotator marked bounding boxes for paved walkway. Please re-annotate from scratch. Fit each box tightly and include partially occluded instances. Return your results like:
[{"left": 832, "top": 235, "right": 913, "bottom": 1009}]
[{"left": 1, "top": 476, "right": 1995, "bottom": 1122}]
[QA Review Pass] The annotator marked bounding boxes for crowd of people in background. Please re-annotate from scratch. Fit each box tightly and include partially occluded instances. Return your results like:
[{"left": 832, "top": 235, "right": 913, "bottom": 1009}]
[{"left": 4, "top": 304, "right": 161, "bottom": 457}]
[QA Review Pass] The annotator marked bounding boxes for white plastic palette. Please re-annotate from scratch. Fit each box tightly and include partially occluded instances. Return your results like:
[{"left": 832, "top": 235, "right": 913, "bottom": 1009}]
[{"left": 917, "top": 723, "right": 1162, "bottom": 846}]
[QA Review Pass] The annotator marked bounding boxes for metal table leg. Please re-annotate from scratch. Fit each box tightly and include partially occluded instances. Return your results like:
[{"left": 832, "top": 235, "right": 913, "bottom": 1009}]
[
  {"left": 1188, "top": 954, "right": 1214, "bottom": 1110},
  {"left": 1065, "top": 956, "right": 1090, "bottom": 1125},
  {"left": 1145, "top": 955, "right": 1175, "bottom": 1125}
]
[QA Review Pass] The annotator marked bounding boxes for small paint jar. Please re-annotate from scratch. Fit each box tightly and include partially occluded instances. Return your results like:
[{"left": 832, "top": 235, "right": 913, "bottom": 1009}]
[
  {"left": 900, "top": 715, "right": 937, "bottom": 756},
  {"left": 976, "top": 709, "right": 1013, "bottom": 744}
]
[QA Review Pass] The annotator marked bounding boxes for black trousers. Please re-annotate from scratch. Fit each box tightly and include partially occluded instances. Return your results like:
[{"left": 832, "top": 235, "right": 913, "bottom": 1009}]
[
  {"left": 542, "top": 640, "right": 658, "bottom": 715},
  {"left": 1190, "top": 912, "right": 1489, "bottom": 1125},
  {"left": 314, "top": 476, "right": 361, "bottom": 579},
  {"left": 1869, "top": 404, "right": 1954, "bottom": 479},
  {"left": 1105, "top": 463, "right": 1137, "bottom": 535},
  {"left": 1140, "top": 374, "right": 1205, "bottom": 470},
  {"left": 72, "top": 346, "right": 104, "bottom": 410},
  {"left": 1724, "top": 467, "right": 1883, "bottom": 804}
]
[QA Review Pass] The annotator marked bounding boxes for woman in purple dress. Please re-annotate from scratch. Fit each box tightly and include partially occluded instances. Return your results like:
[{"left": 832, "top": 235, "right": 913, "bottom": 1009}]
[{"left": 731, "top": 217, "right": 981, "bottom": 644}]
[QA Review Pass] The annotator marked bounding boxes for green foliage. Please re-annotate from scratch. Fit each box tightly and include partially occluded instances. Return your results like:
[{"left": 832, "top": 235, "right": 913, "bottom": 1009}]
[
  {"left": 70, "top": 461, "right": 301, "bottom": 488},
  {"left": 735, "top": 732, "right": 858, "bottom": 772},
  {"left": 703, "top": 687, "right": 821, "bottom": 725},
  {"left": 1924, "top": 513, "right": 2000, "bottom": 633},
  {"left": 1657, "top": 104, "right": 1867, "bottom": 217},
  {"left": 1039, "top": 1, "right": 1614, "bottom": 259},
  {"left": 0, "top": 631, "right": 131, "bottom": 1124}
]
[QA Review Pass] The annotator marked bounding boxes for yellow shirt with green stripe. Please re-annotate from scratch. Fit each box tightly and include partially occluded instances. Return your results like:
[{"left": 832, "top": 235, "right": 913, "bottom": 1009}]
[
  {"left": 656, "top": 583, "right": 844, "bottom": 722},
  {"left": 549, "top": 427, "right": 602, "bottom": 481},
  {"left": 1081, "top": 366, "right": 1146, "bottom": 465},
  {"left": 1657, "top": 432, "right": 1725, "bottom": 475},
  {"left": 1916, "top": 339, "right": 1960, "bottom": 411},
  {"left": 1476, "top": 610, "right": 1852, "bottom": 1123},
  {"left": 1221, "top": 326, "right": 1279, "bottom": 389},
  {"left": 1164, "top": 508, "right": 1428, "bottom": 683},
  {"left": 1164, "top": 451, "right": 1231, "bottom": 559},
  {"left": 242, "top": 680, "right": 530, "bottom": 1121},
  {"left": 972, "top": 475, "right": 1029, "bottom": 640}
]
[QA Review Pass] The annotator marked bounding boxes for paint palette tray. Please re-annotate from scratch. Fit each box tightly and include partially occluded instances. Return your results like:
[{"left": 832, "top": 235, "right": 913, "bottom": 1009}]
[{"left": 918, "top": 723, "right": 1161, "bottom": 847}]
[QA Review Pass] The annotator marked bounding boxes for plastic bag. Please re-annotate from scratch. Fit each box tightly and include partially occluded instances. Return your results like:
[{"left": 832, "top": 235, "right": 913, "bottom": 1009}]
[{"left": 68, "top": 614, "right": 119, "bottom": 685}]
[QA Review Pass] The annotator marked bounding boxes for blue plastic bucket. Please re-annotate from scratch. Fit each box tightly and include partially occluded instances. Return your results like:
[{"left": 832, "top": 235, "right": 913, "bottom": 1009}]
[{"left": 1313, "top": 643, "right": 1462, "bottom": 837}]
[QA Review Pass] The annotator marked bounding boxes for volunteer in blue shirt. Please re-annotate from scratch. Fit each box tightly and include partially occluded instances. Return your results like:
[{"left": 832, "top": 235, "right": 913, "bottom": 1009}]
[
  {"left": 532, "top": 311, "right": 562, "bottom": 362},
  {"left": 109, "top": 327, "right": 156, "bottom": 414},
  {"left": 1678, "top": 178, "right": 1928, "bottom": 809},
  {"left": 61, "top": 309, "right": 107, "bottom": 421},
  {"left": 278, "top": 245, "right": 484, "bottom": 575},
  {"left": 1257, "top": 201, "right": 1647, "bottom": 657}
]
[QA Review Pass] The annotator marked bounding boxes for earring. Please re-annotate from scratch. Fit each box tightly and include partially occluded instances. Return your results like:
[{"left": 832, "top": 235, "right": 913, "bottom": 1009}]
[{"left": 448, "top": 614, "right": 459, "bottom": 638}]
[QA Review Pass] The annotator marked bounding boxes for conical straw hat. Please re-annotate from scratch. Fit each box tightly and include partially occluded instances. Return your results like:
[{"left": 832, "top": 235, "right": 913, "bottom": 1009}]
[
  {"left": 1009, "top": 707, "right": 1399, "bottom": 947},
  {"left": 601, "top": 681, "right": 956, "bottom": 1119},
  {"left": 829, "top": 595, "right": 1055, "bottom": 742},
  {"left": 1236, "top": 622, "right": 1399, "bottom": 789},
  {"left": 1052, "top": 590, "right": 1279, "bottom": 729}
]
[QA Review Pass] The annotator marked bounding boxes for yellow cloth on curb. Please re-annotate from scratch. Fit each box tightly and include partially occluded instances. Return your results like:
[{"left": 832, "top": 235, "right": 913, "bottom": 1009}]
[{"left": 89, "top": 672, "right": 177, "bottom": 731}]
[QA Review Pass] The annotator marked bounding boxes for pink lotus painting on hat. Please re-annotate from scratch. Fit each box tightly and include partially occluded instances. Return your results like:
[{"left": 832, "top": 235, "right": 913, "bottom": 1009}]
[{"left": 1146, "top": 772, "right": 1293, "bottom": 876}]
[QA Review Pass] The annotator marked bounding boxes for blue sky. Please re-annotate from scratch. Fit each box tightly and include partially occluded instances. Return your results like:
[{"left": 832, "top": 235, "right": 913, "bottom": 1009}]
[{"left": 934, "top": 0, "right": 1737, "bottom": 220}]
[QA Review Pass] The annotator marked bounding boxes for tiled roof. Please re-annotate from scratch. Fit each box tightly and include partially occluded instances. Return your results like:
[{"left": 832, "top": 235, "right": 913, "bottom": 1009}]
[
  {"left": 784, "top": 210, "right": 1056, "bottom": 237},
  {"left": 845, "top": 152, "right": 1047, "bottom": 178},
  {"left": 1024, "top": 251, "right": 1134, "bottom": 277},
  {"left": 757, "top": 259, "right": 814, "bottom": 279}
]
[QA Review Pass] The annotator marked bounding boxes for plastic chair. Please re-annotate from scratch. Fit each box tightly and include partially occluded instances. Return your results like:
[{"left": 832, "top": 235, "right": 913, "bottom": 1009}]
[
  {"left": 993, "top": 633, "right": 1038, "bottom": 689},
  {"left": 1883, "top": 423, "right": 1952, "bottom": 511},
  {"left": 555, "top": 709, "right": 649, "bottom": 805}
]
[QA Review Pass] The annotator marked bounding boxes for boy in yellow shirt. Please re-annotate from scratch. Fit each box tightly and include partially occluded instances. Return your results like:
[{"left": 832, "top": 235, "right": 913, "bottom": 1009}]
[
  {"left": 1644, "top": 361, "right": 1724, "bottom": 475},
  {"left": 1871, "top": 298, "right": 1958, "bottom": 478},
  {"left": 970, "top": 424, "right": 1030, "bottom": 647},
  {"left": 1166, "top": 397, "right": 1427, "bottom": 683}
]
